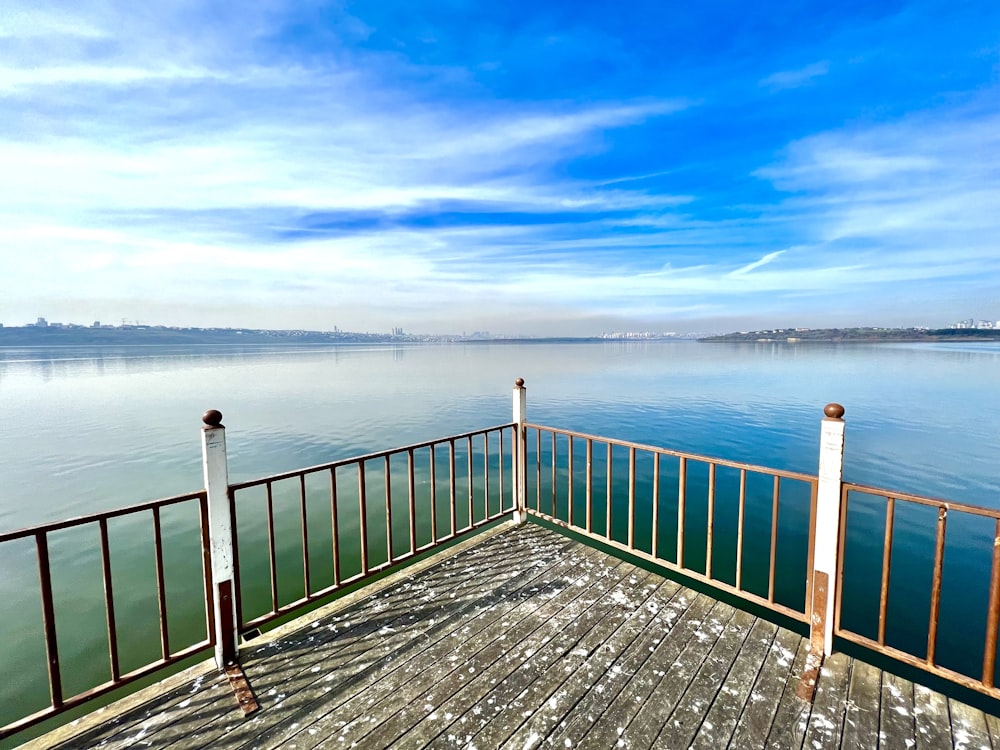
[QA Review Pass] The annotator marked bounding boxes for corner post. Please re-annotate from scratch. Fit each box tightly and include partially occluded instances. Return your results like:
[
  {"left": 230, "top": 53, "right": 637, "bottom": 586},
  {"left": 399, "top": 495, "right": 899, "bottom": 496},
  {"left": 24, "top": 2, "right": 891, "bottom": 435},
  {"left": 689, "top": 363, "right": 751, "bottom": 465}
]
[
  {"left": 201, "top": 409, "right": 238, "bottom": 668},
  {"left": 513, "top": 378, "right": 528, "bottom": 524},
  {"left": 799, "top": 402, "right": 846, "bottom": 700}
]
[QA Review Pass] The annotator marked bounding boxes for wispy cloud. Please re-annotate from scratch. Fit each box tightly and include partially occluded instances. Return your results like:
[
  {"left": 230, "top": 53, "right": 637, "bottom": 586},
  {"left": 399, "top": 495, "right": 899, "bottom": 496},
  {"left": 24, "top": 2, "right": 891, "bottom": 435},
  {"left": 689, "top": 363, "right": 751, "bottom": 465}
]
[{"left": 759, "top": 61, "right": 830, "bottom": 91}]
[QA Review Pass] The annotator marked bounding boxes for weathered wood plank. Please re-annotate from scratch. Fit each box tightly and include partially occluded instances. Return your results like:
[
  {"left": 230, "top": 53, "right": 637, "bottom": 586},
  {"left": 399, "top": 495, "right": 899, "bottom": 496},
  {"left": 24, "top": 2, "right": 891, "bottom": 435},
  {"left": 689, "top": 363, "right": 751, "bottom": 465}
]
[
  {"left": 502, "top": 576, "right": 685, "bottom": 748},
  {"left": 82, "top": 523, "right": 570, "bottom": 750},
  {"left": 285, "top": 545, "right": 619, "bottom": 749},
  {"left": 949, "top": 697, "right": 993, "bottom": 750},
  {"left": 547, "top": 588, "right": 713, "bottom": 747},
  {"left": 913, "top": 683, "right": 952, "bottom": 750},
  {"left": 985, "top": 712, "right": 1000, "bottom": 750},
  {"left": 880, "top": 670, "right": 915, "bottom": 749},
  {"left": 729, "top": 626, "right": 803, "bottom": 748},
  {"left": 217, "top": 529, "right": 594, "bottom": 750},
  {"left": 649, "top": 608, "right": 756, "bottom": 750},
  {"left": 342, "top": 557, "right": 643, "bottom": 748},
  {"left": 599, "top": 601, "right": 742, "bottom": 750},
  {"left": 763, "top": 635, "right": 812, "bottom": 750},
  {"left": 840, "top": 659, "right": 881, "bottom": 750},
  {"left": 456, "top": 569, "right": 664, "bottom": 749},
  {"left": 688, "top": 617, "right": 778, "bottom": 749},
  {"left": 800, "top": 652, "right": 850, "bottom": 750},
  {"left": 551, "top": 590, "right": 716, "bottom": 747}
]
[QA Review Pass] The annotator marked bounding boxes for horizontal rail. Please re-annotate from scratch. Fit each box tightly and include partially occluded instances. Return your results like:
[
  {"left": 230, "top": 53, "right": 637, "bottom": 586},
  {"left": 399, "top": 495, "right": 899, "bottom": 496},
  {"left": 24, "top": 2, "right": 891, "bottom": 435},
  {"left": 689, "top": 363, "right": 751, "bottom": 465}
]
[
  {"left": 524, "top": 423, "right": 817, "bottom": 484},
  {"left": 842, "top": 482, "right": 1000, "bottom": 520},
  {"left": 229, "top": 424, "right": 517, "bottom": 490},
  {"left": 0, "top": 491, "right": 208, "bottom": 544}
]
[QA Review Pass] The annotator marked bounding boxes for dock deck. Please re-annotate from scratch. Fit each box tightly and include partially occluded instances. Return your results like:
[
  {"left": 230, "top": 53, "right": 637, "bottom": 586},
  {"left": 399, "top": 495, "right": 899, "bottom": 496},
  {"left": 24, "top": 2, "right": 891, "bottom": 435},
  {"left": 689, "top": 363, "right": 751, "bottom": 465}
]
[{"left": 30, "top": 523, "right": 1000, "bottom": 749}]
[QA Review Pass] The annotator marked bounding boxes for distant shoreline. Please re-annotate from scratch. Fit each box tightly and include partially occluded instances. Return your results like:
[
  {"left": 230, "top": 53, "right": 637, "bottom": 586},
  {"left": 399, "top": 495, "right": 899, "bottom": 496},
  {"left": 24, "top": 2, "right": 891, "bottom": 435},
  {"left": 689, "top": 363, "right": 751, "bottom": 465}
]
[
  {"left": 2, "top": 325, "right": 999, "bottom": 347},
  {"left": 699, "top": 327, "right": 1000, "bottom": 343}
]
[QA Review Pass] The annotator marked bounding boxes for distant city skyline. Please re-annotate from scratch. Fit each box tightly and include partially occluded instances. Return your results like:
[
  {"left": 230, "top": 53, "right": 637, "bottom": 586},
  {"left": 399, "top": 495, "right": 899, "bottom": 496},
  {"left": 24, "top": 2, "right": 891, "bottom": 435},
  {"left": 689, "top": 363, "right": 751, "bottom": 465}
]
[{"left": 1, "top": 1, "right": 998, "bottom": 335}]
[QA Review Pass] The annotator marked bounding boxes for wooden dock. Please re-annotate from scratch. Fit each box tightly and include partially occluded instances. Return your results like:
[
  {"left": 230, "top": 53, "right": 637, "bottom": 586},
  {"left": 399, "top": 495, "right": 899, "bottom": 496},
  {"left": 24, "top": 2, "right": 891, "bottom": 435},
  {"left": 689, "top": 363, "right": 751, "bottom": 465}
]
[{"left": 27, "top": 523, "right": 1000, "bottom": 749}]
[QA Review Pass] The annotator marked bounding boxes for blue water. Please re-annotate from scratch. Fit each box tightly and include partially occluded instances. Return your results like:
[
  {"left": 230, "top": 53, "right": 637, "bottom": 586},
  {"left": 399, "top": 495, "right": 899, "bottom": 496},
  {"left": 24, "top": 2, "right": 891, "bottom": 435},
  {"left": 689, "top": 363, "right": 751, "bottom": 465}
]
[{"left": 0, "top": 340, "right": 998, "bottom": 739}]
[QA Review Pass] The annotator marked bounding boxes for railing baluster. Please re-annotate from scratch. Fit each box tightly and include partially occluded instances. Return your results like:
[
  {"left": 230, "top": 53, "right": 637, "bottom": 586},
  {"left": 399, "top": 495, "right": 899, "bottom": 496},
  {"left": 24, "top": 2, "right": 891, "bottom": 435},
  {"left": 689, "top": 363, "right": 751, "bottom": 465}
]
[
  {"left": 199, "top": 494, "right": 215, "bottom": 641},
  {"left": 227, "top": 488, "right": 243, "bottom": 632},
  {"left": 536, "top": 427, "right": 542, "bottom": 511},
  {"left": 152, "top": 506, "right": 170, "bottom": 660},
  {"left": 467, "top": 435, "right": 474, "bottom": 528},
  {"left": 300, "top": 473, "right": 311, "bottom": 597},
  {"left": 483, "top": 434, "right": 490, "bottom": 520},
  {"left": 606, "top": 443, "right": 613, "bottom": 540},
  {"left": 499, "top": 429, "right": 505, "bottom": 513},
  {"left": 408, "top": 448, "right": 417, "bottom": 555},
  {"left": 384, "top": 456, "right": 394, "bottom": 564},
  {"left": 878, "top": 496, "right": 896, "bottom": 645},
  {"left": 735, "top": 468, "right": 746, "bottom": 590},
  {"left": 266, "top": 482, "right": 278, "bottom": 613},
  {"left": 551, "top": 431, "right": 558, "bottom": 518},
  {"left": 982, "top": 519, "right": 1000, "bottom": 687},
  {"left": 808, "top": 481, "right": 820, "bottom": 628},
  {"left": 430, "top": 445, "right": 438, "bottom": 542},
  {"left": 652, "top": 453, "right": 660, "bottom": 559},
  {"left": 706, "top": 463, "right": 716, "bottom": 578},
  {"left": 35, "top": 531, "right": 63, "bottom": 709},
  {"left": 768, "top": 476, "right": 779, "bottom": 603},
  {"left": 358, "top": 462, "right": 369, "bottom": 576},
  {"left": 98, "top": 518, "right": 120, "bottom": 681},
  {"left": 449, "top": 439, "right": 457, "bottom": 536},
  {"left": 677, "top": 457, "right": 687, "bottom": 567},
  {"left": 926, "top": 506, "right": 948, "bottom": 666},
  {"left": 567, "top": 436, "right": 574, "bottom": 527},
  {"left": 586, "top": 439, "right": 593, "bottom": 534},
  {"left": 627, "top": 447, "right": 636, "bottom": 549},
  {"left": 832, "top": 482, "right": 850, "bottom": 634},
  {"left": 330, "top": 469, "right": 340, "bottom": 587}
]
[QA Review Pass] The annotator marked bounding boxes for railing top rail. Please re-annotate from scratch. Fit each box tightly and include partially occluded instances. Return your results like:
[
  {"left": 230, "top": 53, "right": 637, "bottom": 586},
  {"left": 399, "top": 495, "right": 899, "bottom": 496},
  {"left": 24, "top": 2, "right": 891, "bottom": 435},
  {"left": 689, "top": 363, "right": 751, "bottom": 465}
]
[
  {"left": 525, "top": 422, "right": 818, "bottom": 485},
  {"left": 229, "top": 422, "right": 517, "bottom": 491},
  {"left": 842, "top": 481, "right": 1000, "bottom": 520},
  {"left": 0, "top": 490, "right": 207, "bottom": 544}
]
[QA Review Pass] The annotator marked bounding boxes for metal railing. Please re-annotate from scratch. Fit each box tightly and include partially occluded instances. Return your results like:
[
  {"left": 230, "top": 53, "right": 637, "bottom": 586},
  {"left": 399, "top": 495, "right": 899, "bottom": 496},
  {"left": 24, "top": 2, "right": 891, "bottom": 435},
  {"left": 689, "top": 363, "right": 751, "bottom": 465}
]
[
  {"left": 228, "top": 425, "right": 517, "bottom": 631},
  {"left": 3, "top": 380, "right": 999, "bottom": 742},
  {"left": 0, "top": 491, "right": 212, "bottom": 739},
  {"left": 835, "top": 482, "right": 1000, "bottom": 699},
  {"left": 521, "top": 424, "right": 818, "bottom": 624}
]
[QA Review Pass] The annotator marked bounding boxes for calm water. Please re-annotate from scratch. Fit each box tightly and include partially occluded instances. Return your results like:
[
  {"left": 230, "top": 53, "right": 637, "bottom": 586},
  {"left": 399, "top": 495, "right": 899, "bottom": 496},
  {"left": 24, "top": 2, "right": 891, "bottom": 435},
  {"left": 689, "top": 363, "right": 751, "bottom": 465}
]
[{"left": 1, "top": 340, "right": 998, "bottom": 738}]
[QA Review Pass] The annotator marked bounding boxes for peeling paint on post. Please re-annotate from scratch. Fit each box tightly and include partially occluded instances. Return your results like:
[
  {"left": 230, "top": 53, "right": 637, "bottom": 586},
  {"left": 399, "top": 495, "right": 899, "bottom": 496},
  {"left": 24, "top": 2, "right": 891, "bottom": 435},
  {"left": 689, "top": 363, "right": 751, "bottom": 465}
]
[
  {"left": 201, "top": 409, "right": 238, "bottom": 668},
  {"left": 513, "top": 379, "right": 528, "bottom": 525},
  {"left": 812, "top": 403, "right": 846, "bottom": 657}
]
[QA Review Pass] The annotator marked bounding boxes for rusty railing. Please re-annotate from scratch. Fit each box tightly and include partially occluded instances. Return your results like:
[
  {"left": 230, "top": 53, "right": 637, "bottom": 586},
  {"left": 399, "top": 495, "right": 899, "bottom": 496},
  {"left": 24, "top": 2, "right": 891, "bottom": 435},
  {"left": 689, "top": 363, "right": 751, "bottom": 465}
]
[
  {"left": 0, "top": 491, "right": 212, "bottom": 740},
  {"left": 521, "top": 423, "right": 818, "bottom": 623},
  {"left": 4, "top": 381, "right": 1000, "bottom": 742},
  {"left": 228, "top": 425, "right": 517, "bottom": 631},
  {"left": 835, "top": 482, "right": 1000, "bottom": 699}
]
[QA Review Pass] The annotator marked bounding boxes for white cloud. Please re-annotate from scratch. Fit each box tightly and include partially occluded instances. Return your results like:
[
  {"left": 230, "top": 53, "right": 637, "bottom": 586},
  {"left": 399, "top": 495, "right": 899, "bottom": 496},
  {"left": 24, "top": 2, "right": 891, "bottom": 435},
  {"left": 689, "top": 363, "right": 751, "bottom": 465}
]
[{"left": 759, "top": 61, "right": 830, "bottom": 91}]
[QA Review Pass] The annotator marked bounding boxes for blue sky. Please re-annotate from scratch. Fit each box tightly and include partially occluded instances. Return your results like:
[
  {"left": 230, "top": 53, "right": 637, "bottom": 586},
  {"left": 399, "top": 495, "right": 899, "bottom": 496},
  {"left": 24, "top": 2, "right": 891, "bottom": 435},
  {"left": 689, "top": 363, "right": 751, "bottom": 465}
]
[{"left": 1, "top": 0, "right": 998, "bottom": 335}]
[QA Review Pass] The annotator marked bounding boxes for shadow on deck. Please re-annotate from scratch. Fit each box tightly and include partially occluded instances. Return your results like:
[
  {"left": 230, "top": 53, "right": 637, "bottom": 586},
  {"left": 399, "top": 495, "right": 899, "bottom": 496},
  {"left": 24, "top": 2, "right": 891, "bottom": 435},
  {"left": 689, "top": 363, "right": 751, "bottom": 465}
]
[{"left": 26, "top": 523, "right": 1000, "bottom": 749}]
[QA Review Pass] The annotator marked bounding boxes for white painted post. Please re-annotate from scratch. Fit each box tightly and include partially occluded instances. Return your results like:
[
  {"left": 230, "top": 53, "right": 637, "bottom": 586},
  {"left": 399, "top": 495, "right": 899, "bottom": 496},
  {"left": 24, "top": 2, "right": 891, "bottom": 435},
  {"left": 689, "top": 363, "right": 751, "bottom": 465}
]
[
  {"left": 513, "top": 378, "right": 528, "bottom": 525},
  {"left": 810, "top": 403, "right": 846, "bottom": 658},
  {"left": 201, "top": 409, "right": 238, "bottom": 668}
]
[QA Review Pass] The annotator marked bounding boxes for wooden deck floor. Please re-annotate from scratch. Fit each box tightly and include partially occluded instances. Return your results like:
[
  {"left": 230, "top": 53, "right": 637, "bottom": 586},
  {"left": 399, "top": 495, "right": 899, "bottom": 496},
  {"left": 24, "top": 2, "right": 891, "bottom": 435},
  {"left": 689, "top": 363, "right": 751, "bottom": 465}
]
[{"left": 29, "top": 523, "right": 1000, "bottom": 749}]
